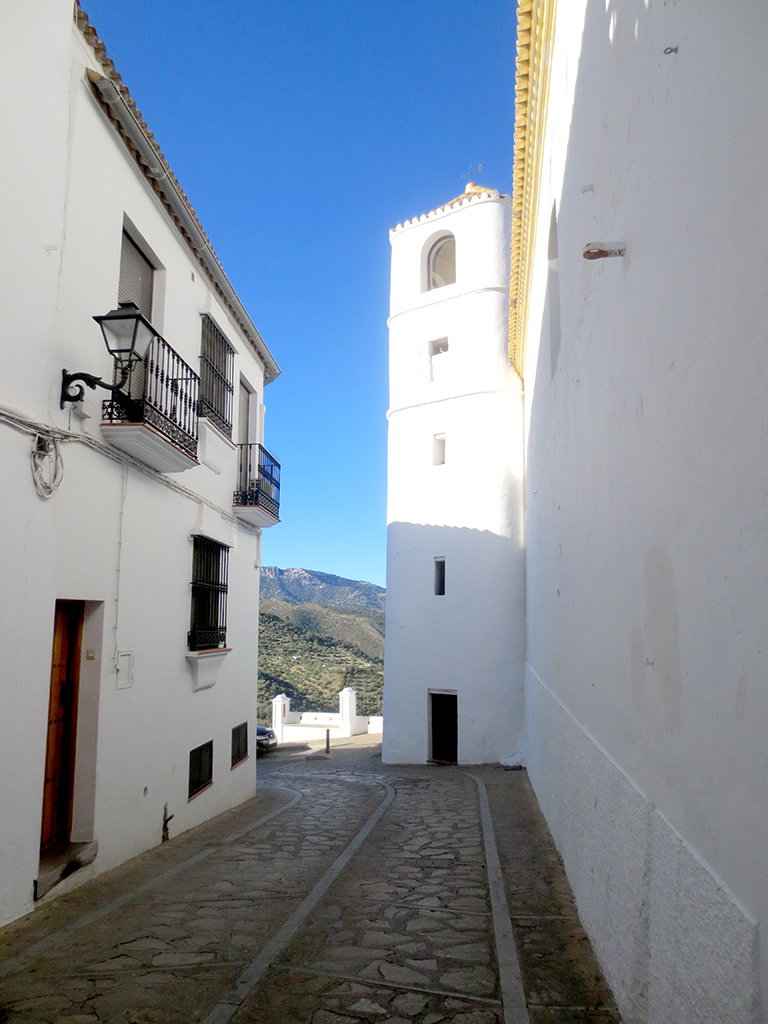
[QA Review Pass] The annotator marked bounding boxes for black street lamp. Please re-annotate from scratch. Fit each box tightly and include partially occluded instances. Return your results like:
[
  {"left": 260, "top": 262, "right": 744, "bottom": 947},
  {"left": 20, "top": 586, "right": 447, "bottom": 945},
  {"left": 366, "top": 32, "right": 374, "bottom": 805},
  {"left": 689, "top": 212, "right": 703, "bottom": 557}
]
[{"left": 60, "top": 301, "right": 155, "bottom": 408}]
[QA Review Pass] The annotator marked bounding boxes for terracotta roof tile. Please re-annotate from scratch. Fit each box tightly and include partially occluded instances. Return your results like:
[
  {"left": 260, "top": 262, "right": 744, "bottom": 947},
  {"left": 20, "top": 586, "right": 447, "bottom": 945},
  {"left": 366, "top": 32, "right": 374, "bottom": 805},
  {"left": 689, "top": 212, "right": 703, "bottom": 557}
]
[{"left": 73, "top": 3, "right": 279, "bottom": 381}]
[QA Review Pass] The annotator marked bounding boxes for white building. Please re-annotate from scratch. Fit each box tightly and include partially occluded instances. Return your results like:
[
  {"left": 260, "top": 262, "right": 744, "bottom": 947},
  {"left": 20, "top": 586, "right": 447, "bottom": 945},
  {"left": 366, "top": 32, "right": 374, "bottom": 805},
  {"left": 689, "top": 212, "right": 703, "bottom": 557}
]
[
  {"left": 383, "top": 185, "right": 526, "bottom": 765},
  {"left": 387, "top": 1, "right": 768, "bottom": 1020},
  {"left": 515, "top": 2, "right": 768, "bottom": 1020},
  {"left": 0, "top": 1, "right": 280, "bottom": 926}
]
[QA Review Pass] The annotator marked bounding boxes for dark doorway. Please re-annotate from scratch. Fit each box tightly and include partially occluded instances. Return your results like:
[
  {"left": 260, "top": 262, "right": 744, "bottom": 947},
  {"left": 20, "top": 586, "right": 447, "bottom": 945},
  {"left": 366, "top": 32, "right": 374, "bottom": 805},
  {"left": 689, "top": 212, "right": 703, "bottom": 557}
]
[
  {"left": 430, "top": 693, "right": 458, "bottom": 763},
  {"left": 40, "top": 601, "right": 83, "bottom": 854}
]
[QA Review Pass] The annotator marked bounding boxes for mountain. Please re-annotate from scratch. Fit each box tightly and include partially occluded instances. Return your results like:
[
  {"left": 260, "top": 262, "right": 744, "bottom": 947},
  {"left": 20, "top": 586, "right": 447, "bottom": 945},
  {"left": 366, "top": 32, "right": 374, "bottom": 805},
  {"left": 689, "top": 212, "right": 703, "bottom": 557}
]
[
  {"left": 260, "top": 598, "right": 384, "bottom": 661},
  {"left": 258, "top": 568, "right": 386, "bottom": 722},
  {"left": 260, "top": 566, "right": 386, "bottom": 613}
]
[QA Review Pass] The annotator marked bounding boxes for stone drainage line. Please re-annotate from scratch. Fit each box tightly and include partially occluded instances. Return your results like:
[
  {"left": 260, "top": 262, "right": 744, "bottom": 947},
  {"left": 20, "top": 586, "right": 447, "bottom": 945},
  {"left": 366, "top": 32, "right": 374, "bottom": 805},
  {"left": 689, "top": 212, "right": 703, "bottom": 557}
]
[
  {"left": 0, "top": 786, "right": 302, "bottom": 980},
  {"left": 465, "top": 772, "right": 531, "bottom": 1024},
  {"left": 201, "top": 780, "right": 397, "bottom": 1024},
  {"left": 286, "top": 965, "right": 503, "bottom": 1010}
]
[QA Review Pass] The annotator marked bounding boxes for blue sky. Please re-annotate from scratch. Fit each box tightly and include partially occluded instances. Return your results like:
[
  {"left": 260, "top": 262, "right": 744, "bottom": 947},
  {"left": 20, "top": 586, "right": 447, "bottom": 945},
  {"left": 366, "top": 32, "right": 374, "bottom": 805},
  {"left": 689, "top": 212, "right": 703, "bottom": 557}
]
[{"left": 84, "top": 1, "right": 516, "bottom": 587}]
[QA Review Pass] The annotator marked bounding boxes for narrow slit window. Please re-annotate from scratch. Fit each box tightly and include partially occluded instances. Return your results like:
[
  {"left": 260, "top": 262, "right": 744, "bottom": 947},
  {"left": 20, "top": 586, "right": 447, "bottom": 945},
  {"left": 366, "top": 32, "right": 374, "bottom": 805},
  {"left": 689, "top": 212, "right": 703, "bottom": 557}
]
[
  {"left": 434, "top": 557, "right": 446, "bottom": 596},
  {"left": 189, "top": 740, "right": 213, "bottom": 798},
  {"left": 429, "top": 339, "right": 449, "bottom": 382},
  {"left": 433, "top": 433, "right": 446, "bottom": 466}
]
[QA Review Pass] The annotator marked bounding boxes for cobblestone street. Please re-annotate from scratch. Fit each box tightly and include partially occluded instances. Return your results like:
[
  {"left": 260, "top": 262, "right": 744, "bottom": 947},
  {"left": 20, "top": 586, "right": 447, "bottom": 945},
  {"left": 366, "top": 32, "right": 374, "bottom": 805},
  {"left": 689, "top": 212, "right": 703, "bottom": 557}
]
[{"left": 0, "top": 738, "right": 619, "bottom": 1024}]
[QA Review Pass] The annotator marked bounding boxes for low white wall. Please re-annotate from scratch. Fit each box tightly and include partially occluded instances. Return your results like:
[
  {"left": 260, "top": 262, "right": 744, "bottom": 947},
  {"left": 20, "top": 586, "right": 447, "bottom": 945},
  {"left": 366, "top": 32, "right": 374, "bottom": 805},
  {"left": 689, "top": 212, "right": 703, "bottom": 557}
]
[
  {"left": 297, "top": 712, "right": 339, "bottom": 726},
  {"left": 278, "top": 718, "right": 382, "bottom": 743},
  {"left": 271, "top": 693, "right": 382, "bottom": 742},
  {"left": 280, "top": 723, "right": 340, "bottom": 742},
  {"left": 526, "top": 667, "right": 759, "bottom": 1023}
]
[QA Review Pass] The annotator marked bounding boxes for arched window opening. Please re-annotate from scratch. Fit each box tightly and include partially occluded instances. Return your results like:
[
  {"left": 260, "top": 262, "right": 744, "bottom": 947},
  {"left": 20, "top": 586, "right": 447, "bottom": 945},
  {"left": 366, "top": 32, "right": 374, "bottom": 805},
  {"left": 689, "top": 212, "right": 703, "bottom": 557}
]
[{"left": 427, "top": 235, "right": 456, "bottom": 290}]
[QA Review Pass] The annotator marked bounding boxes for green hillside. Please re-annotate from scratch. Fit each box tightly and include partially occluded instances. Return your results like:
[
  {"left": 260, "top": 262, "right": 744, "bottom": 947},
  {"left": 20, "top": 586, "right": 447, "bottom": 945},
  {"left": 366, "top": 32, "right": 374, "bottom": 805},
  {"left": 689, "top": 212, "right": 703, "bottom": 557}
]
[
  {"left": 257, "top": 610, "right": 383, "bottom": 722},
  {"left": 260, "top": 598, "right": 384, "bottom": 660}
]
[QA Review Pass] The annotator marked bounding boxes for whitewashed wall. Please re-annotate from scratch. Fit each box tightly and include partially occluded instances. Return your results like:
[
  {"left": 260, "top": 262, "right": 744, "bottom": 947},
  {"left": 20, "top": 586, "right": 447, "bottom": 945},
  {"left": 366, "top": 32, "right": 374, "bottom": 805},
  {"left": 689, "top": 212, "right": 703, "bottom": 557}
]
[
  {"left": 523, "top": 2, "right": 768, "bottom": 1019},
  {"left": 0, "top": 1, "right": 272, "bottom": 926},
  {"left": 384, "top": 195, "right": 526, "bottom": 765}
]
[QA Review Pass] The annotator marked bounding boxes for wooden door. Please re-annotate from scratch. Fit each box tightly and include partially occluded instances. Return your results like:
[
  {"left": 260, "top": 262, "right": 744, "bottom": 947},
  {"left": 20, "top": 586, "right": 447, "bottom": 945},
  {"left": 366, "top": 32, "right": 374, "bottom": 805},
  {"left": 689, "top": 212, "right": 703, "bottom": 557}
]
[{"left": 40, "top": 601, "right": 83, "bottom": 854}]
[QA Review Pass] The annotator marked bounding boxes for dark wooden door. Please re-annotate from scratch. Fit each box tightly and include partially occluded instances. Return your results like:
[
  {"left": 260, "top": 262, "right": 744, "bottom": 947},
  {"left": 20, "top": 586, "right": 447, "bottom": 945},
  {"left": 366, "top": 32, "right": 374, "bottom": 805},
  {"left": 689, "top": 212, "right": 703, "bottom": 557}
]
[
  {"left": 40, "top": 601, "right": 83, "bottom": 854},
  {"left": 430, "top": 693, "right": 458, "bottom": 764}
]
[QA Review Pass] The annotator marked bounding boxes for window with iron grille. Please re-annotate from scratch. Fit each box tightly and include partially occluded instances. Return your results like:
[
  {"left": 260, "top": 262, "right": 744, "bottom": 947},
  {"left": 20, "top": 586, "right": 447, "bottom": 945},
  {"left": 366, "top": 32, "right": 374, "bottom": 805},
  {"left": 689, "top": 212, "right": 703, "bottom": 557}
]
[
  {"left": 189, "top": 740, "right": 213, "bottom": 798},
  {"left": 189, "top": 536, "right": 229, "bottom": 651},
  {"left": 199, "top": 315, "right": 235, "bottom": 437},
  {"left": 231, "top": 722, "right": 248, "bottom": 768},
  {"left": 119, "top": 231, "right": 154, "bottom": 319}
]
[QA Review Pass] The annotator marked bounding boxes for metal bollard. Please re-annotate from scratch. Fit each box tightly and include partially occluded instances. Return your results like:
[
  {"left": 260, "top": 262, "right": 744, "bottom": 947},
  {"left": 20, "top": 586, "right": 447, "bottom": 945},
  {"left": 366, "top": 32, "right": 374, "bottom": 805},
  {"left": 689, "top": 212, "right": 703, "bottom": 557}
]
[{"left": 326, "top": 728, "right": 330, "bottom": 754}]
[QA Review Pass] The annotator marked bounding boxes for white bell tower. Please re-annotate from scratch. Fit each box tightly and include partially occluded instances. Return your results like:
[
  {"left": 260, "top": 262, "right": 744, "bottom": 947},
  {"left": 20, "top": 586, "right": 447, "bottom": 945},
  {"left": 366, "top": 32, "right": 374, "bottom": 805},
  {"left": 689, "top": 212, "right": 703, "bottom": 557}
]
[{"left": 382, "top": 184, "right": 526, "bottom": 765}]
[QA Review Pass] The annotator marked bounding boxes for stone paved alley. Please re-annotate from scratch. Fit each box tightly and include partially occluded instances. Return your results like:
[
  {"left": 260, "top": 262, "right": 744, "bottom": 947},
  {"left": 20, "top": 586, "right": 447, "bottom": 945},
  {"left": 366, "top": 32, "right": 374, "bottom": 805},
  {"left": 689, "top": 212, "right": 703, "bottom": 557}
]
[{"left": 0, "top": 737, "right": 620, "bottom": 1024}]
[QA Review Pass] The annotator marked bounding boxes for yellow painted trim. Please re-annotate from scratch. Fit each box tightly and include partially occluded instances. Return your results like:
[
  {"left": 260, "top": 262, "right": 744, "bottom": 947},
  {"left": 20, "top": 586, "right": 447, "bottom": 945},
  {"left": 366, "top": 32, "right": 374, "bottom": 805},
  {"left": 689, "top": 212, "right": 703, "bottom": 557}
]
[{"left": 509, "top": 0, "right": 558, "bottom": 377}]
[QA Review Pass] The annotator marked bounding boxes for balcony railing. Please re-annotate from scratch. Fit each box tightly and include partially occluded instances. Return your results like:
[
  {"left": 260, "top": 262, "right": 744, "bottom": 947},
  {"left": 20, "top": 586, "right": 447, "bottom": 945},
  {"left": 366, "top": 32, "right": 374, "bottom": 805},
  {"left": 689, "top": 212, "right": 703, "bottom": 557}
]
[
  {"left": 233, "top": 443, "right": 281, "bottom": 523},
  {"left": 102, "top": 336, "right": 200, "bottom": 461}
]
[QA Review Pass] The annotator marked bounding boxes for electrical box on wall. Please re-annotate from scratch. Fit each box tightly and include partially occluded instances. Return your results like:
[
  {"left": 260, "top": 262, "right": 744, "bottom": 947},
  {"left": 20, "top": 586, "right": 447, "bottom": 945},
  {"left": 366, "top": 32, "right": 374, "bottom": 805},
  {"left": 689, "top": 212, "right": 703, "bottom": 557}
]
[{"left": 116, "top": 650, "right": 134, "bottom": 689}]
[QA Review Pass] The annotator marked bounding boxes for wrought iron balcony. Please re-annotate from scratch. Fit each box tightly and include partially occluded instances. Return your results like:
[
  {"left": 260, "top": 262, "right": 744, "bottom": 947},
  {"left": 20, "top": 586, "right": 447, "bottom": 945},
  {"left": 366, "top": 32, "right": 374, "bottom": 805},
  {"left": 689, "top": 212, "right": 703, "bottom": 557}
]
[
  {"left": 101, "top": 336, "right": 200, "bottom": 473},
  {"left": 233, "top": 443, "right": 281, "bottom": 526}
]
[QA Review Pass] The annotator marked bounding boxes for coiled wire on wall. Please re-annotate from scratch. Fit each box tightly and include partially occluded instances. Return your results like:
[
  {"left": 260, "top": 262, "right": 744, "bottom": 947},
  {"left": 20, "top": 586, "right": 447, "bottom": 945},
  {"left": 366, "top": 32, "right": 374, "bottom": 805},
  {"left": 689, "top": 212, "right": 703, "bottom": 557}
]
[
  {"left": 31, "top": 434, "right": 64, "bottom": 499},
  {"left": 0, "top": 403, "right": 249, "bottom": 530}
]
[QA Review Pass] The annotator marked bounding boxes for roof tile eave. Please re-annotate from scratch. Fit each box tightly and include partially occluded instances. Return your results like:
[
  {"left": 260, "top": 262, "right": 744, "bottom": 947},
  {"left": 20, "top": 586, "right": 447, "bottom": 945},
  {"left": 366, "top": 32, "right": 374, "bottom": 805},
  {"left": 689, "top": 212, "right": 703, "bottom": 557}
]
[{"left": 74, "top": 2, "right": 280, "bottom": 381}]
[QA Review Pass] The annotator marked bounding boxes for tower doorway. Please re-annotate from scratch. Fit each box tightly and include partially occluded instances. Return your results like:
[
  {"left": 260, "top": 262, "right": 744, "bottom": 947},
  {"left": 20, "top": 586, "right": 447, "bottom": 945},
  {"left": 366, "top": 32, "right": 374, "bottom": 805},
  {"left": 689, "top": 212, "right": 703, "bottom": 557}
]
[
  {"left": 40, "top": 601, "right": 84, "bottom": 854},
  {"left": 430, "top": 692, "right": 458, "bottom": 763}
]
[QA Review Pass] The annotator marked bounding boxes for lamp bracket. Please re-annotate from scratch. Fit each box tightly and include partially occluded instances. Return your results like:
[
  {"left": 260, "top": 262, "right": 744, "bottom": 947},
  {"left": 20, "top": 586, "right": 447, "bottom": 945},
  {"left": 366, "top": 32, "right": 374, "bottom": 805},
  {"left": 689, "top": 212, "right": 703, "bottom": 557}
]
[{"left": 61, "top": 363, "right": 131, "bottom": 408}]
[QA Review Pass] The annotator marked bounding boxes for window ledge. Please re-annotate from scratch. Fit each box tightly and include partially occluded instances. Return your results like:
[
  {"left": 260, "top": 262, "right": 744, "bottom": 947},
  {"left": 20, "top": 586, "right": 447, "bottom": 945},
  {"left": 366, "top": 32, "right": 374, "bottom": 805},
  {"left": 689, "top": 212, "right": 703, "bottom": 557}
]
[
  {"left": 198, "top": 417, "right": 236, "bottom": 475},
  {"left": 201, "top": 416, "right": 236, "bottom": 446},
  {"left": 186, "top": 648, "right": 231, "bottom": 691},
  {"left": 188, "top": 781, "right": 213, "bottom": 801}
]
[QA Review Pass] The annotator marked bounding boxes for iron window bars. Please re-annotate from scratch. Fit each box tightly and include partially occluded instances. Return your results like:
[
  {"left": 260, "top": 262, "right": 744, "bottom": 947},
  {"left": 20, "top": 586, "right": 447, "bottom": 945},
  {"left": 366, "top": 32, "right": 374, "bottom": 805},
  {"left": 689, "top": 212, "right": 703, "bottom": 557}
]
[
  {"left": 231, "top": 723, "right": 248, "bottom": 768},
  {"left": 199, "top": 315, "right": 234, "bottom": 438},
  {"left": 189, "top": 740, "right": 213, "bottom": 798},
  {"left": 189, "top": 536, "right": 229, "bottom": 651}
]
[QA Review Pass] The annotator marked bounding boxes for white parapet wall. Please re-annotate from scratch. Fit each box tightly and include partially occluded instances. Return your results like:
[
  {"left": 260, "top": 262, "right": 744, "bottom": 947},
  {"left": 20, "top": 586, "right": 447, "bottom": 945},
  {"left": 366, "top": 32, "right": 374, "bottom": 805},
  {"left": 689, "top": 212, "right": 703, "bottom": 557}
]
[{"left": 271, "top": 690, "right": 382, "bottom": 742}]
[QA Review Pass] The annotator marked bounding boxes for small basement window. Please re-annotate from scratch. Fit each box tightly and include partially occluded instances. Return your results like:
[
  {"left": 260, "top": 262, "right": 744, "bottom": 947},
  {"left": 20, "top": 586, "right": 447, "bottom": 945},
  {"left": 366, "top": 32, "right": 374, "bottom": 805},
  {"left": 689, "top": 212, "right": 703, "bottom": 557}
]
[
  {"left": 433, "top": 433, "right": 446, "bottom": 466},
  {"left": 231, "top": 722, "right": 248, "bottom": 768},
  {"left": 434, "top": 557, "right": 446, "bottom": 596},
  {"left": 189, "top": 740, "right": 213, "bottom": 798}
]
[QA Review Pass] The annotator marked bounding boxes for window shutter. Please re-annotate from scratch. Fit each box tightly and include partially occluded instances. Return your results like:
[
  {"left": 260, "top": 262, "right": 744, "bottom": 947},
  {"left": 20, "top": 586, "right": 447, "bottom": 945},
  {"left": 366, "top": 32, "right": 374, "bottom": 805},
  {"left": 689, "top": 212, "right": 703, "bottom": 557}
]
[{"left": 119, "top": 232, "right": 154, "bottom": 319}]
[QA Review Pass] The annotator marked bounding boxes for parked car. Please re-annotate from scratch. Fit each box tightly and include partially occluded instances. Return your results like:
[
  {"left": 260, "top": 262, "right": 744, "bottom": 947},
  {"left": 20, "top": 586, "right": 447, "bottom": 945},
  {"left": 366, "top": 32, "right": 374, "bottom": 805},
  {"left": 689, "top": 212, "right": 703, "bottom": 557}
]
[{"left": 256, "top": 724, "right": 278, "bottom": 753}]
